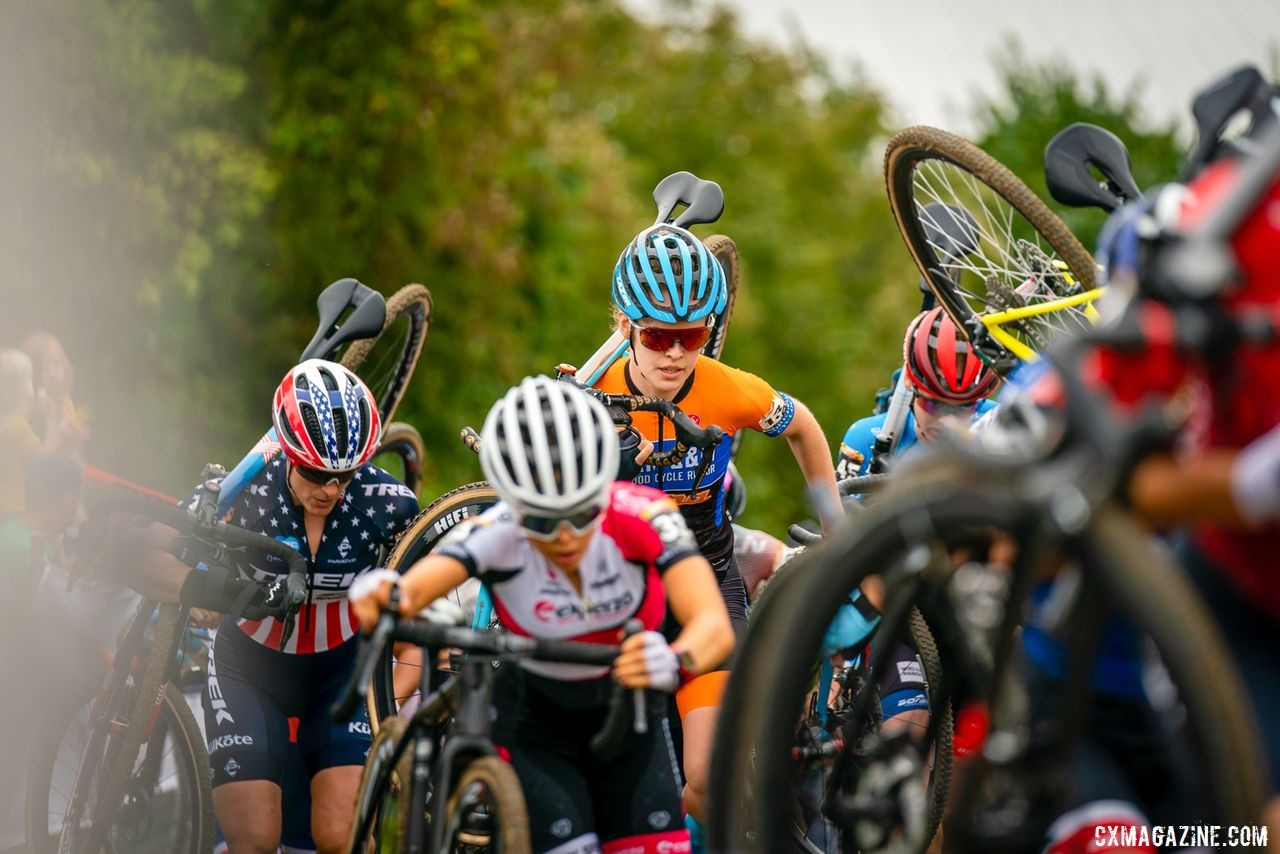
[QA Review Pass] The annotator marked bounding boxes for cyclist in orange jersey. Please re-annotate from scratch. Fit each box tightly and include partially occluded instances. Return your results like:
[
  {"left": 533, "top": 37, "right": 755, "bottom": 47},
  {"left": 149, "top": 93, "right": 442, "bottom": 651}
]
[{"left": 595, "top": 222, "right": 843, "bottom": 844}]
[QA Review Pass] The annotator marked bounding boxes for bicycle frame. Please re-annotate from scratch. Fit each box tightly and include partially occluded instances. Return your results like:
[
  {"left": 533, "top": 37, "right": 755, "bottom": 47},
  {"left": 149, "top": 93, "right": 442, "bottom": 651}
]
[
  {"left": 351, "top": 653, "right": 498, "bottom": 852},
  {"left": 980, "top": 286, "right": 1105, "bottom": 362}
]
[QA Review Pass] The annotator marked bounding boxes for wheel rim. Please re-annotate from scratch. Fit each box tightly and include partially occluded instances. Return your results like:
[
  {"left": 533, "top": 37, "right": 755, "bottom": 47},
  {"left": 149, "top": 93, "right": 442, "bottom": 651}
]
[{"left": 894, "top": 147, "right": 1096, "bottom": 358}]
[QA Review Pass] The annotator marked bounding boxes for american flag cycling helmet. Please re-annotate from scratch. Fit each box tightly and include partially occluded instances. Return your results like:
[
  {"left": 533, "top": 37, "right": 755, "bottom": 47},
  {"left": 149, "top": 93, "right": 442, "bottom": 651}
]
[{"left": 271, "top": 359, "right": 382, "bottom": 472}]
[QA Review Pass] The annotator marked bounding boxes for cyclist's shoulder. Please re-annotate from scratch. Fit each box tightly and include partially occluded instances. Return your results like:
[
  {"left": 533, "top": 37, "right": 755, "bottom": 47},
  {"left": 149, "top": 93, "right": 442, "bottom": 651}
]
[
  {"left": 606, "top": 480, "right": 679, "bottom": 521},
  {"left": 842, "top": 411, "right": 889, "bottom": 447},
  {"left": 344, "top": 465, "right": 419, "bottom": 514}
]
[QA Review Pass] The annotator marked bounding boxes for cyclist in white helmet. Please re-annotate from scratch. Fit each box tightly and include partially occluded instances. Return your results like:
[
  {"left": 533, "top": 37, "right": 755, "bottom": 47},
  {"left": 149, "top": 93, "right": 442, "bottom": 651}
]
[{"left": 353, "top": 376, "right": 733, "bottom": 854}]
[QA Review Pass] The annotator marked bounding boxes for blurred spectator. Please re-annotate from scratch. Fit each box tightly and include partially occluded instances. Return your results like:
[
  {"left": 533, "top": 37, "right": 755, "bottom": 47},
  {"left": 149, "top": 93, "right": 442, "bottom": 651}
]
[
  {"left": 22, "top": 331, "right": 90, "bottom": 458},
  {"left": 0, "top": 349, "right": 41, "bottom": 515},
  {"left": 0, "top": 451, "right": 83, "bottom": 608}
]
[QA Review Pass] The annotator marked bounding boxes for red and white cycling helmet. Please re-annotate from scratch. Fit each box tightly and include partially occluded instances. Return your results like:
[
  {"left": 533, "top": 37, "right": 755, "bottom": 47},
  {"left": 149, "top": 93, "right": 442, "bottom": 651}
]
[
  {"left": 902, "top": 307, "right": 999, "bottom": 405},
  {"left": 271, "top": 359, "right": 382, "bottom": 472}
]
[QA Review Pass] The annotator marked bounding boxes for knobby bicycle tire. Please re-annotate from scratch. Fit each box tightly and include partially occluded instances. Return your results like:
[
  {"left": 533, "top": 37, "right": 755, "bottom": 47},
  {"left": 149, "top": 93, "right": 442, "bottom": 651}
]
[
  {"left": 713, "top": 486, "right": 1268, "bottom": 851},
  {"left": 26, "top": 685, "right": 213, "bottom": 854},
  {"left": 341, "top": 284, "right": 432, "bottom": 424},
  {"left": 1075, "top": 511, "right": 1267, "bottom": 825},
  {"left": 368, "top": 482, "right": 500, "bottom": 725},
  {"left": 884, "top": 126, "right": 1097, "bottom": 369},
  {"left": 375, "top": 421, "right": 426, "bottom": 497},
  {"left": 441, "top": 755, "right": 530, "bottom": 854},
  {"left": 723, "top": 544, "right": 952, "bottom": 853},
  {"left": 348, "top": 715, "right": 414, "bottom": 853},
  {"left": 703, "top": 233, "right": 740, "bottom": 362}
]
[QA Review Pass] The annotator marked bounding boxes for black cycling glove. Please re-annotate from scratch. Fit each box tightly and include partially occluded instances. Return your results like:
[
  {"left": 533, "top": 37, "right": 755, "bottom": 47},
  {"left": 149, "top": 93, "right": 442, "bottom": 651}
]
[{"left": 179, "top": 563, "right": 291, "bottom": 621}]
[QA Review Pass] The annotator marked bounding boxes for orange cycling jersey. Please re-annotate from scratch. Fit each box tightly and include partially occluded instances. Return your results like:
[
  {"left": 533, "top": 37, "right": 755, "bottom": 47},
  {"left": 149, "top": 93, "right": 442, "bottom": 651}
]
[{"left": 594, "top": 356, "right": 795, "bottom": 571}]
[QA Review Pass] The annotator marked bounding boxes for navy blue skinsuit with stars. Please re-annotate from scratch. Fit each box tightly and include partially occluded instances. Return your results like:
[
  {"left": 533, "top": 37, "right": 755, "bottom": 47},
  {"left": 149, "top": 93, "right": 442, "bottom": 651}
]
[{"left": 194, "top": 456, "right": 417, "bottom": 798}]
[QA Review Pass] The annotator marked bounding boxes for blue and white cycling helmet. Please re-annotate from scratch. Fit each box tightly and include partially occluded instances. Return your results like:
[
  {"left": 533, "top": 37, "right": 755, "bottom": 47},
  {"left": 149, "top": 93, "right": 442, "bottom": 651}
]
[{"left": 611, "top": 224, "right": 727, "bottom": 324}]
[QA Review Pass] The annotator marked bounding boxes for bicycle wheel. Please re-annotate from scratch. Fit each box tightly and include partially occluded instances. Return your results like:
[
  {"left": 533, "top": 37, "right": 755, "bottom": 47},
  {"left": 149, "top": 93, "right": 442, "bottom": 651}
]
[
  {"left": 440, "top": 756, "right": 530, "bottom": 854},
  {"left": 712, "top": 484, "right": 1268, "bottom": 853},
  {"left": 702, "top": 233, "right": 739, "bottom": 361},
  {"left": 373, "top": 421, "right": 426, "bottom": 497},
  {"left": 349, "top": 716, "right": 415, "bottom": 853},
  {"left": 341, "top": 284, "right": 432, "bottom": 423},
  {"left": 49, "top": 604, "right": 182, "bottom": 854},
  {"left": 725, "top": 547, "right": 952, "bottom": 853},
  {"left": 27, "top": 686, "right": 213, "bottom": 854},
  {"left": 884, "top": 126, "right": 1098, "bottom": 367},
  {"left": 368, "top": 482, "right": 500, "bottom": 724}
]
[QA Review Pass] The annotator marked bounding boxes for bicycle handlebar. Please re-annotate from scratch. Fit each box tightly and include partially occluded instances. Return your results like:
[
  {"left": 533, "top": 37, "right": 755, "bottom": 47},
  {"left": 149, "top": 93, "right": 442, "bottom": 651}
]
[
  {"left": 837, "top": 473, "right": 893, "bottom": 496},
  {"left": 331, "top": 611, "right": 648, "bottom": 757},
  {"left": 97, "top": 488, "right": 309, "bottom": 617},
  {"left": 458, "top": 379, "right": 726, "bottom": 489}
]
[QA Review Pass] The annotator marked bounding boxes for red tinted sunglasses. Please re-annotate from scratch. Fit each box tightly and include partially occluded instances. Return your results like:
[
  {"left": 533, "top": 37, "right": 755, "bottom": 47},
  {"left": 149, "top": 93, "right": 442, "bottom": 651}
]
[{"left": 632, "top": 323, "right": 712, "bottom": 353}]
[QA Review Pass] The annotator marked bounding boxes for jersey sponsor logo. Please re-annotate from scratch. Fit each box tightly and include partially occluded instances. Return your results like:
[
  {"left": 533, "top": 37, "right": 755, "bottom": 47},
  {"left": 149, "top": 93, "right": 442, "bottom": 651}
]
[
  {"left": 647, "top": 810, "right": 672, "bottom": 829},
  {"left": 206, "top": 652, "right": 235, "bottom": 726},
  {"left": 347, "top": 720, "right": 372, "bottom": 736},
  {"left": 632, "top": 437, "right": 731, "bottom": 494},
  {"left": 224, "top": 758, "right": 240, "bottom": 778},
  {"left": 338, "top": 535, "right": 352, "bottom": 558},
  {"left": 275, "top": 535, "right": 301, "bottom": 552},
  {"left": 587, "top": 571, "right": 621, "bottom": 590},
  {"left": 549, "top": 818, "right": 574, "bottom": 839},
  {"left": 656, "top": 842, "right": 692, "bottom": 854},
  {"left": 760, "top": 392, "right": 795, "bottom": 436},
  {"left": 360, "top": 482, "right": 416, "bottom": 499},
  {"left": 896, "top": 660, "right": 925, "bottom": 683},
  {"left": 208, "top": 734, "right": 254, "bottom": 752},
  {"left": 891, "top": 693, "right": 928, "bottom": 710},
  {"left": 532, "top": 590, "right": 635, "bottom": 623},
  {"left": 432, "top": 506, "right": 472, "bottom": 536}
]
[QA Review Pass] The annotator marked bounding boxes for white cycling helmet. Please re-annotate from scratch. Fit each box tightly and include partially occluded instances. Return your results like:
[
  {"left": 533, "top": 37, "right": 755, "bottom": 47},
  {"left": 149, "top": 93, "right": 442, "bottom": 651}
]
[{"left": 478, "top": 376, "right": 619, "bottom": 516}]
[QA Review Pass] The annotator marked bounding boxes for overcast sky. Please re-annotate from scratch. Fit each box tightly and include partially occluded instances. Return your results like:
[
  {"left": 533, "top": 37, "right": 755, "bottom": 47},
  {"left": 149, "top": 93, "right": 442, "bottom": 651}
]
[{"left": 634, "top": 0, "right": 1280, "bottom": 137}]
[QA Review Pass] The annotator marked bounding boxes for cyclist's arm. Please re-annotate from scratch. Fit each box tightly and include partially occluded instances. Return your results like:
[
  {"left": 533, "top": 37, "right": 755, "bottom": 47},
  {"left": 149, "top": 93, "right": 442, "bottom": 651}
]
[
  {"left": 779, "top": 401, "right": 844, "bottom": 535},
  {"left": 1128, "top": 451, "right": 1246, "bottom": 526},
  {"left": 351, "top": 553, "right": 470, "bottom": 631},
  {"left": 658, "top": 554, "right": 735, "bottom": 675}
]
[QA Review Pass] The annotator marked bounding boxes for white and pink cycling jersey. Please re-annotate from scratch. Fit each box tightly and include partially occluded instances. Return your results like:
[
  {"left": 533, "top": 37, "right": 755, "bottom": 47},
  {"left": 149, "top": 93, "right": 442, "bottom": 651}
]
[{"left": 435, "top": 481, "right": 698, "bottom": 680}]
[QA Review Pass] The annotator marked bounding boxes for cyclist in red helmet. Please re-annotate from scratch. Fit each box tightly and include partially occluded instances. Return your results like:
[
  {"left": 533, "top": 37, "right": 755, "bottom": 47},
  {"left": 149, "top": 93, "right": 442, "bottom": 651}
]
[
  {"left": 823, "top": 308, "right": 1001, "bottom": 737},
  {"left": 836, "top": 307, "right": 1000, "bottom": 479}
]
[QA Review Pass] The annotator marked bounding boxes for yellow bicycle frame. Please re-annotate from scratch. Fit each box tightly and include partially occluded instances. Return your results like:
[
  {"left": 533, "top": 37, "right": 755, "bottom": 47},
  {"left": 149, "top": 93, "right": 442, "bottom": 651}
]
[{"left": 977, "top": 260, "right": 1105, "bottom": 362}]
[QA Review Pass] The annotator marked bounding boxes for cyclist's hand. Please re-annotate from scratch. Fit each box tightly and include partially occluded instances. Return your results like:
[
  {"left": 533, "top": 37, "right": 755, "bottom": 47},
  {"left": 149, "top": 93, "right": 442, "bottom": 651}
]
[
  {"left": 616, "top": 426, "right": 654, "bottom": 481},
  {"left": 187, "top": 607, "right": 220, "bottom": 628},
  {"left": 613, "top": 630, "right": 680, "bottom": 692},
  {"left": 820, "top": 589, "right": 881, "bottom": 657},
  {"left": 348, "top": 568, "right": 404, "bottom": 632}
]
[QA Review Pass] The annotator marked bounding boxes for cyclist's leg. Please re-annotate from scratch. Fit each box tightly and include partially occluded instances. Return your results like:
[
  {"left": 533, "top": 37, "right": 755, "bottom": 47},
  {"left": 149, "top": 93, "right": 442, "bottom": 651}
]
[
  {"left": 875, "top": 639, "right": 931, "bottom": 735},
  {"left": 299, "top": 644, "right": 373, "bottom": 854},
  {"left": 203, "top": 628, "right": 289, "bottom": 852},
  {"left": 676, "top": 560, "right": 746, "bottom": 823},
  {"left": 503, "top": 743, "right": 599, "bottom": 853},
  {"left": 592, "top": 705, "right": 688, "bottom": 853}
]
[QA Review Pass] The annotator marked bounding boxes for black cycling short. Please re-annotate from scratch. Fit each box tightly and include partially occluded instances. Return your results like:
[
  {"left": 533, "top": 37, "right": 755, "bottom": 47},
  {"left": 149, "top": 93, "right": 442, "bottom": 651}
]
[
  {"left": 203, "top": 618, "right": 371, "bottom": 788},
  {"left": 491, "top": 664, "right": 685, "bottom": 852}
]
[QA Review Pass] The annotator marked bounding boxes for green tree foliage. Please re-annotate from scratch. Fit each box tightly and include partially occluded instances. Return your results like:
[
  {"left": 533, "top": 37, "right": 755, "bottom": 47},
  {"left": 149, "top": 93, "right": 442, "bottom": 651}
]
[
  {"left": 971, "top": 47, "right": 1185, "bottom": 248},
  {"left": 0, "top": 1, "right": 1190, "bottom": 535}
]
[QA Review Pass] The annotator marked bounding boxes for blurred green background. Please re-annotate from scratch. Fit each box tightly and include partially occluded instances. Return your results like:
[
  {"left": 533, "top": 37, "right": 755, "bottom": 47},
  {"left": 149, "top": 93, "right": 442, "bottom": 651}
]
[{"left": 0, "top": 0, "right": 1187, "bottom": 535}]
